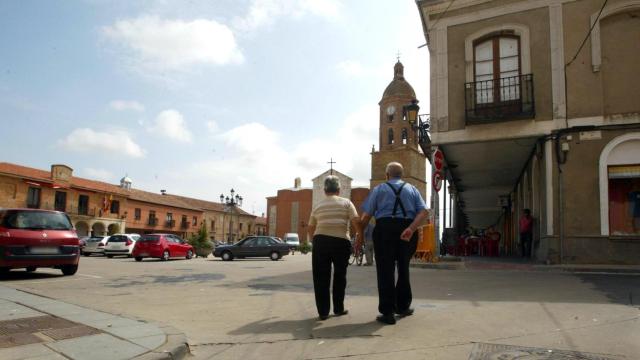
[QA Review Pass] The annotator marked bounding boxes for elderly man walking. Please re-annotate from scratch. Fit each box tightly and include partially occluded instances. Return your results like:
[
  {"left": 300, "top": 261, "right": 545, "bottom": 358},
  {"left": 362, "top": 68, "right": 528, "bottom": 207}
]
[
  {"left": 308, "top": 175, "right": 360, "bottom": 320},
  {"left": 360, "top": 162, "right": 428, "bottom": 325}
]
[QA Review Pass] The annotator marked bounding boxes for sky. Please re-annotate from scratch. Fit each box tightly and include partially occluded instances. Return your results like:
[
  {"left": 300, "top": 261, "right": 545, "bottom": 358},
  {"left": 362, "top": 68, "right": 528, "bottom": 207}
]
[{"left": 0, "top": 0, "right": 430, "bottom": 216}]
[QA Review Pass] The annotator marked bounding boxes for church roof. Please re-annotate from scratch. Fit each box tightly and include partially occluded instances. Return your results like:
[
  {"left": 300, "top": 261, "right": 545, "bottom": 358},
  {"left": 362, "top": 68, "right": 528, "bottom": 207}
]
[
  {"left": 312, "top": 169, "right": 353, "bottom": 181},
  {"left": 382, "top": 61, "right": 416, "bottom": 99}
]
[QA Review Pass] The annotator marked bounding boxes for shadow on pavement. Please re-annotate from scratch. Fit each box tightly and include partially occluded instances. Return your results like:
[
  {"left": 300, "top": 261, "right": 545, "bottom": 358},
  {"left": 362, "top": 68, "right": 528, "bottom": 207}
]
[
  {"left": 105, "top": 272, "right": 226, "bottom": 288},
  {"left": 227, "top": 316, "right": 384, "bottom": 340},
  {"left": 0, "top": 270, "right": 63, "bottom": 281}
]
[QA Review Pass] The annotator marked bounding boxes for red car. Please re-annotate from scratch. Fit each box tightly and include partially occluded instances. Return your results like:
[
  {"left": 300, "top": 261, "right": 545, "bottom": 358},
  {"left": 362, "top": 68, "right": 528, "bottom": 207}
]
[
  {"left": 0, "top": 209, "right": 80, "bottom": 276},
  {"left": 132, "top": 234, "right": 194, "bottom": 262}
]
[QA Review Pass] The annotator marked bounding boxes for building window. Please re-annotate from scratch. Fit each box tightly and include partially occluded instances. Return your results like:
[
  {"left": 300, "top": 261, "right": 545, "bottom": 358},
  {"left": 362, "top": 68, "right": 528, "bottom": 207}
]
[
  {"left": 148, "top": 210, "right": 157, "bottom": 226},
  {"left": 54, "top": 191, "right": 67, "bottom": 212},
  {"left": 211, "top": 219, "right": 215, "bottom": 232},
  {"left": 401, "top": 128, "right": 408, "bottom": 145},
  {"left": 608, "top": 165, "right": 640, "bottom": 235},
  {"left": 388, "top": 128, "right": 394, "bottom": 145},
  {"left": 181, "top": 215, "right": 188, "bottom": 226},
  {"left": 290, "top": 202, "right": 299, "bottom": 233},
  {"left": 134, "top": 208, "right": 141, "bottom": 220},
  {"left": 26, "top": 187, "right": 40, "bottom": 209},
  {"left": 192, "top": 216, "right": 197, "bottom": 226},
  {"left": 78, "top": 195, "right": 89, "bottom": 215},
  {"left": 474, "top": 35, "right": 520, "bottom": 104},
  {"left": 166, "top": 213, "right": 173, "bottom": 221},
  {"left": 110, "top": 200, "right": 120, "bottom": 214},
  {"left": 268, "top": 205, "right": 277, "bottom": 236}
]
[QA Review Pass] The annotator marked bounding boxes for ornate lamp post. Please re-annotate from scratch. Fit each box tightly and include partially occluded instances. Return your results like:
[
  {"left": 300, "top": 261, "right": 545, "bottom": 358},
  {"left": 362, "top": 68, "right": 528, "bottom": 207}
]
[
  {"left": 220, "top": 189, "right": 243, "bottom": 243},
  {"left": 404, "top": 99, "right": 431, "bottom": 146}
]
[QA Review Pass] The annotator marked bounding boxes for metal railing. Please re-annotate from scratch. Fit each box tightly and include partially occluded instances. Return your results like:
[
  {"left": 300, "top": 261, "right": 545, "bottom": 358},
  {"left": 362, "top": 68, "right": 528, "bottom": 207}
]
[
  {"left": 181, "top": 221, "right": 190, "bottom": 229},
  {"left": 417, "top": 114, "right": 430, "bottom": 145},
  {"left": 464, "top": 74, "right": 535, "bottom": 124},
  {"left": 148, "top": 217, "right": 158, "bottom": 226},
  {"left": 165, "top": 219, "right": 176, "bottom": 228}
]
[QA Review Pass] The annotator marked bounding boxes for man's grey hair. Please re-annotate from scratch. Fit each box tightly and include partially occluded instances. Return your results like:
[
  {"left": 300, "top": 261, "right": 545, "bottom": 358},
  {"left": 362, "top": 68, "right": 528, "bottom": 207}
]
[
  {"left": 385, "top": 162, "right": 404, "bottom": 178},
  {"left": 324, "top": 175, "right": 340, "bottom": 193}
]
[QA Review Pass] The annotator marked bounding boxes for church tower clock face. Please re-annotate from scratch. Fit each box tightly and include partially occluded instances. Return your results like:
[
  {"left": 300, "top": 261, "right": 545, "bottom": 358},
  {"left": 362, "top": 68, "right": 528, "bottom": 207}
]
[{"left": 386, "top": 105, "right": 396, "bottom": 116}]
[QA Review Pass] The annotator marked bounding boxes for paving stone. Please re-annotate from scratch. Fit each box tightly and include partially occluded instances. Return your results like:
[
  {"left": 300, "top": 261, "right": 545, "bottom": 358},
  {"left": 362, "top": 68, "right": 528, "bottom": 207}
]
[
  {"left": 63, "top": 311, "right": 118, "bottom": 325},
  {"left": 104, "top": 323, "right": 164, "bottom": 339},
  {"left": 129, "top": 334, "right": 166, "bottom": 350},
  {"left": 469, "top": 343, "right": 623, "bottom": 360},
  {"left": 0, "top": 343, "right": 60, "bottom": 360},
  {"left": 48, "top": 333, "right": 148, "bottom": 360},
  {"left": 33, "top": 303, "right": 88, "bottom": 317},
  {"left": 82, "top": 317, "right": 144, "bottom": 330},
  {"left": 0, "top": 304, "right": 44, "bottom": 321}
]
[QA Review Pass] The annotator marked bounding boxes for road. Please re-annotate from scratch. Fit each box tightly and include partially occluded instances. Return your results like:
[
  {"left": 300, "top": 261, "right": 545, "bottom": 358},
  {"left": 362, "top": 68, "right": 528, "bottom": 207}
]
[{"left": 1, "top": 254, "right": 639, "bottom": 359}]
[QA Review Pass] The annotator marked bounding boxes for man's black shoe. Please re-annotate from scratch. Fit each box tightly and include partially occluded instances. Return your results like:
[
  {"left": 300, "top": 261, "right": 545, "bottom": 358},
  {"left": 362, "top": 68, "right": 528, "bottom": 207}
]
[
  {"left": 376, "top": 314, "right": 396, "bottom": 325},
  {"left": 395, "top": 308, "right": 414, "bottom": 318},
  {"left": 334, "top": 309, "right": 349, "bottom": 316},
  {"left": 318, "top": 315, "right": 329, "bottom": 320}
]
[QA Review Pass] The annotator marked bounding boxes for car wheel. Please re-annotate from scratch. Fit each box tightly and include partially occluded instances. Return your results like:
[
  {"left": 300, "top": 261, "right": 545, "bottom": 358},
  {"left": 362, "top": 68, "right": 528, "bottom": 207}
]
[
  {"left": 270, "top": 251, "right": 280, "bottom": 261},
  {"left": 135, "top": 257, "right": 143, "bottom": 262},
  {"left": 161, "top": 250, "right": 170, "bottom": 261},
  {"left": 61, "top": 265, "right": 78, "bottom": 276},
  {"left": 221, "top": 251, "right": 233, "bottom": 261},
  {"left": 186, "top": 249, "right": 193, "bottom": 259},
  {"left": 26, "top": 267, "right": 37, "bottom": 273},
  {"left": 83, "top": 253, "right": 90, "bottom": 257},
  {"left": 107, "top": 255, "right": 114, "bottom": 259}
]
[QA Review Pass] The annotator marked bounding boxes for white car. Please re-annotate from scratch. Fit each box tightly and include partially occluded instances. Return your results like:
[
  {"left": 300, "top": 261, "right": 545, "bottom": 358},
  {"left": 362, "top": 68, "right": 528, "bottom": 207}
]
[
  {"left": 104, "top": 234, "right": 141, "bottom": 258},
  {"left": 284, "top": 233, "right": 300, "bottom": 253},
  {"left": 83, "top": 236, "right": 109, "bottom": 256}
]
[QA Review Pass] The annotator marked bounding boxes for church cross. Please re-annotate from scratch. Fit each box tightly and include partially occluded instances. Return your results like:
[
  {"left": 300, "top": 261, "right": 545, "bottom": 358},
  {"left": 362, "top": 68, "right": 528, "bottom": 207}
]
[
  {"left": 327, "top": 157, "right": 336, "bottom": 175},
  {"left": 396, "top": 50, "right": 401, "bottom": 62}
]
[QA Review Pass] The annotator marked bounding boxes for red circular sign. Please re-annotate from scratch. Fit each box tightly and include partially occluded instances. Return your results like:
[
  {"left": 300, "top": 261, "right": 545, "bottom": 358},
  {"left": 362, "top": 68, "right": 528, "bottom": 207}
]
[
  {"left": 433, "top": 148, "right": 444, "bottom": 171},
  {"left": 432, "top": 171, "right": 443, "bottom": 192}
]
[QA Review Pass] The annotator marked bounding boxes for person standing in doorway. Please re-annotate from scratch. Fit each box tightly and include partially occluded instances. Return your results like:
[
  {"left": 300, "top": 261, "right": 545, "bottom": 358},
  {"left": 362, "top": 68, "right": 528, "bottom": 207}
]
[
  {"left": 308, "top": 175, "right": 360, "bottom": 320},
  {"left": 519, "top": 209, "right": 533, "bottom": 258},
  {"left": 360, "top": 162, "right": 428, "bottom": 325}
]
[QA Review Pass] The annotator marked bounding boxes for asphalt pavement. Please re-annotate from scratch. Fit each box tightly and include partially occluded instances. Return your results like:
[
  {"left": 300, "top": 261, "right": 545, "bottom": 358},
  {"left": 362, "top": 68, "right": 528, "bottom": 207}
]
[{"left": 0, "top": 254, "right": 638, "bottom": 359}]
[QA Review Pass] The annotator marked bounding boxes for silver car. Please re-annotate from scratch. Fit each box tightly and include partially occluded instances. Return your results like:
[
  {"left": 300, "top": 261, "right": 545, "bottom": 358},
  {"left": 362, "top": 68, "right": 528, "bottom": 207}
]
[
  {"left": 104, "top": 234, "right": 140, "bottom": 258},
  {"left": 83, "top": 236, "right": 109, "bottom": 256}
]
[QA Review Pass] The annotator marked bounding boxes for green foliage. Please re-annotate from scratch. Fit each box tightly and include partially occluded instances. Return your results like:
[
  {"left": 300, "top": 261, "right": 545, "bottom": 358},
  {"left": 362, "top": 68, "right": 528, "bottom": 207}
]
[
  {"left": 189, "top": 224, "right": 213, "bottom": 255},
  {"left": 299, "top": 241, "right": 312, "bottom": 254}
]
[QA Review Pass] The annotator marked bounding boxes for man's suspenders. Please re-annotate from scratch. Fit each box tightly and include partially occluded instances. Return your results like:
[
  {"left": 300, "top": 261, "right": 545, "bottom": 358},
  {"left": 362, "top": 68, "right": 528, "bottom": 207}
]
[{"left": 385, "top": 182, "right": 407, "bottom": 218}]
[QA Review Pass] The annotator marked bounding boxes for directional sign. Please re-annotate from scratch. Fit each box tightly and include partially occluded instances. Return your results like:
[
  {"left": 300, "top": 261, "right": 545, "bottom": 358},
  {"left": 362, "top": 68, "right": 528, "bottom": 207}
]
[
  {"left": 433, "top": 148, "right": 444, "bottom": 171},
  {"left": 432, "top": 170, "right": 443, "bottom": 192}
]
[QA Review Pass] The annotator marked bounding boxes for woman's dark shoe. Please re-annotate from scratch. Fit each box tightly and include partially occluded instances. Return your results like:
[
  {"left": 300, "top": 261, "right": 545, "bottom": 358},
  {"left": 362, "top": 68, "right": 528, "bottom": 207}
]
[
  {"left": 334, "top": 309, "right": 349, "bottom": 316},
  {"left": 318, "top": 315, "right": 329, "bottom": 320},
  {"left": 376, "top": 314, "right": 396, "bottom": 325},
  {"left": 395, "top": 308, "right": 414, "bottom": 318}
]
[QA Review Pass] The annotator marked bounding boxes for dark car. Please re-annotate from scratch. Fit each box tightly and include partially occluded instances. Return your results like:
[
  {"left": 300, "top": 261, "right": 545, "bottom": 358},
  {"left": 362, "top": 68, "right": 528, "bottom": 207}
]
[
  {"left": 0, "top": 209, "right": 80, "bottom": 276},
  {"left": 213, "top": 236, "right": 290, "bottom": 261}
]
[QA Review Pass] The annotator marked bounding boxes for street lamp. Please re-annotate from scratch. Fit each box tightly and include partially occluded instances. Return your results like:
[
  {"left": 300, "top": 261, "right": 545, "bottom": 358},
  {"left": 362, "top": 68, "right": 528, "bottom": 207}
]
[
  {"left": 404, "top": 99, "right": 420, "bottom": 125},
  {"left": 220, "top": 189, "right": 243, "bottom": 243},
  {"left": 404, "top": 99, "right": 431, "bottom": 145}
]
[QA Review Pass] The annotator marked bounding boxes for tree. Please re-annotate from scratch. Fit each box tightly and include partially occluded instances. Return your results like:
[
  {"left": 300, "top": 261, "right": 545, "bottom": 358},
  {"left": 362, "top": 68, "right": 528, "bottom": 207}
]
[{"left": 188, "top": 223, "right": 213, "bottom": 258}]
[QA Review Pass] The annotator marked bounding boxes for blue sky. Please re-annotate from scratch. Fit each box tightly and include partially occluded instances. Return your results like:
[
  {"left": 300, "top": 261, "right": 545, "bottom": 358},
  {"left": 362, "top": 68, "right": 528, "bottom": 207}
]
[{"left": 0, "top": 0, "right": 430, "bottom": 216}]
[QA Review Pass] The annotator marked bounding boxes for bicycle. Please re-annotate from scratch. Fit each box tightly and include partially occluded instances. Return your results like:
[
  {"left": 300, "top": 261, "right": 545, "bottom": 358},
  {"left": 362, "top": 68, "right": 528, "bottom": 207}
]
[{"left": 349, "top": 239, "right": 365, "bottom": 266}]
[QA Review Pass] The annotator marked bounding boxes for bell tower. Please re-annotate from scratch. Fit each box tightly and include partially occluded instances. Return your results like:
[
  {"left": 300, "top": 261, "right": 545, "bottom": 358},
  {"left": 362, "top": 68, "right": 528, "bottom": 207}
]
[{"left": 370, "top": 61, "right": 427, "bottom": 199}]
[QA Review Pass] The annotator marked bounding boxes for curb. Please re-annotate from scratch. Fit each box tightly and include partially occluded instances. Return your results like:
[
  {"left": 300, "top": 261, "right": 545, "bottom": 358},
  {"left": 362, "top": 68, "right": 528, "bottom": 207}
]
[
  {"left": 410, "top": 262, "right": 640, "bottom": 274},
  {"left": 134, "top": 324, "right": 190, "bottom": 360}
]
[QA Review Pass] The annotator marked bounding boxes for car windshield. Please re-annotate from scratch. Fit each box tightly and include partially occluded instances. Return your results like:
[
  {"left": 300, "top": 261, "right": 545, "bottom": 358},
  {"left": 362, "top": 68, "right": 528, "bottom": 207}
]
[
  {"left": 139, "top": 235, "right": 160, "bottom": 242},
  {"left": 1, "top": 210, "right": 73, "bottom": 230},
  {"left": 87, "top": 237, "right": 105, "bottom": 242}
]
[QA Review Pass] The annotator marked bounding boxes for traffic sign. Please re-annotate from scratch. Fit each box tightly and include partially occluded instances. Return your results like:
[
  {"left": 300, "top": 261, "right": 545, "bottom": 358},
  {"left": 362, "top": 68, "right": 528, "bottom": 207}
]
[
  {"left": 433, "top": 148, "right": 444, "bottom": 170},
  {"left": 432, "top": 170, "right": 443, "bottom": 192}
]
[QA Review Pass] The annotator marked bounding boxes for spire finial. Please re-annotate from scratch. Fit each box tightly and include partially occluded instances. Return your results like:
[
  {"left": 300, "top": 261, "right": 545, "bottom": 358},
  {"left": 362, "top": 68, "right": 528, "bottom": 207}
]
[{"left": 396, "top": 50, "right": 401, "bottom": 62}]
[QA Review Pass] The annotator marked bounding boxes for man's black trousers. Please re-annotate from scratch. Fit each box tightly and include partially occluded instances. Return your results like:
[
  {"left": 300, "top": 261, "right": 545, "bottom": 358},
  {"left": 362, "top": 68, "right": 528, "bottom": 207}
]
[
  {"left": 373, "top": 218, "right": 418, "bottom": 316},
  {"left": 312, "top": 235, "right": 351, "bottom": 317}
]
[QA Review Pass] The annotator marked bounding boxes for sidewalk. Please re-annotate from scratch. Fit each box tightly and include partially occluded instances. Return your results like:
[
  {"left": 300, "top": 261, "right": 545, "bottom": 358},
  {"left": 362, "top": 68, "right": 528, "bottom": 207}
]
[
  {"left": 411, "top": 256, "right": 640, "bottom": 274},
  {"left": 0, "top": 285, "right": 189, "bottom": 360}
]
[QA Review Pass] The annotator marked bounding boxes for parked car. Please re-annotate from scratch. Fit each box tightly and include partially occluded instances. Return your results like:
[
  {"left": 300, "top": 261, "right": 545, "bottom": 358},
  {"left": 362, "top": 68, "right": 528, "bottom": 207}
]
[
  {"left": 213, "top": 236, "right": 290, "bottom": 261},
  {"left": 83, "top": 236, "right": 109, "bottom": 256},
  {"left": 284, "top": 233, "right": 300, "bottom": 252},
  {"left": 104, "top": 233, "right": 140, "bottom": 258},
  {"left": 0, "top": 208, "right": 80, "bottom": 276},
  {"left": 132, "top": 234, "right": 194, "bottom": 261}
]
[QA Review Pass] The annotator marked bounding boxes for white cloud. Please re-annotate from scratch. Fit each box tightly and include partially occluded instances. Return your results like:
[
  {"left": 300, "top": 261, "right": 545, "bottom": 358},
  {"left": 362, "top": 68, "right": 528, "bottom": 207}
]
[
  {"left": 148, "top": 109, "right": 192, "bottom": 142},
  {"left": 58, "top": 128, "right": 146, "bottom": 158},
  {"left": 206, "top": 120, "right": 219, "bottom": 134},
  {"left": 109, "top": 100, "right": 145, "bottom": 112},
  {"left": 103, "top": 16, "right": 244, "bottom": 71},
  {"left": 83, "top": 168, "right": 115, "bottom": 182},
  {"left": 234, "top": 0, "right": 343, "bottom": 32}
]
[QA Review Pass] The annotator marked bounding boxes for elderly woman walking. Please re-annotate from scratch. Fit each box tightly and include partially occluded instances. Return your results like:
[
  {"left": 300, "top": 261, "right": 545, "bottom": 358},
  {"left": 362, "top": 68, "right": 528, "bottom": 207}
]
[{"left": 307, "top": 175, "right": 360, "bottom": 320}]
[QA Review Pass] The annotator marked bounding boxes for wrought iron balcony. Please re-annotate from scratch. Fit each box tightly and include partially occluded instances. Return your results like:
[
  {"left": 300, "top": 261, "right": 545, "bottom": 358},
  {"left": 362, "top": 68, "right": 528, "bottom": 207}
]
[
  {"left": 418, "top": 114, "right": 430, "bottom": 145},
  {"left": 165, "top": 219, "right": 176, "bottom": 228},
  {"left": 181, "top": 221, "right": 189, "bottom": 229},
  {"left": 148, "top": 217, "right": 158, "bottom": 226},
  {"left": 464, "top": 74, "right": 535, "bottom": 124}
]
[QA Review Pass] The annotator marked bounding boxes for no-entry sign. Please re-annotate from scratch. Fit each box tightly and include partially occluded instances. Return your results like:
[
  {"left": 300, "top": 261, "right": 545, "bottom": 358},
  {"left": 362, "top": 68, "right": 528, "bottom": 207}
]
[
  {"left": 433, "top": 170, "right": 443, "bottom": 192},
  {"left": 433, "top": 148, "right": 444, "bottom": 171}
]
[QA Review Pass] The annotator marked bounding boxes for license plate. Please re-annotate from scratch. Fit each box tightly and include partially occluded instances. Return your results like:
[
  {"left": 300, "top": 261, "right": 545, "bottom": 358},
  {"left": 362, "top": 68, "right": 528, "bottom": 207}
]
[
  {"left": 139, "top": 253, "right": 149, "bottom": 257},
  {"left": 31, "top": 246, "right": 60, "bottom": 254}
]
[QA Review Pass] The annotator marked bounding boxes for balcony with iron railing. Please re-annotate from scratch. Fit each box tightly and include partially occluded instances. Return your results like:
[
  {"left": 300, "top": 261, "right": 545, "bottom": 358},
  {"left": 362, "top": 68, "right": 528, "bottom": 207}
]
[
  {"left": 181, "top": 221, "right": 190, "bottom": 229},
  {"left": 464, "top": 74, "right": 535, "bottom": 125},
  {"left": 148, "top": 217, "right": 158, "bottom": 226},
  {"left": 165, "top": 219, "right": 176, "bottom": 228}
]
